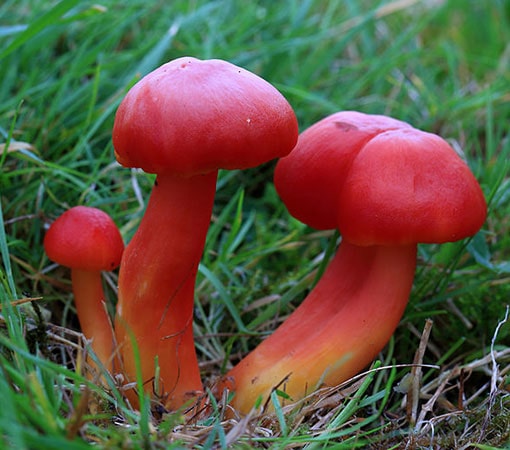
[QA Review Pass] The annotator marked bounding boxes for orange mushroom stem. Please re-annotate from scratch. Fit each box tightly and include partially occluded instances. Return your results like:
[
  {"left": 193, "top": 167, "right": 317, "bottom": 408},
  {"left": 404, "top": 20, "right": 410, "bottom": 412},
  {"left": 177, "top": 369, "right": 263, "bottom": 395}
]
[
  {"left": 112, "top": 57, "right": 298, "bottom": 410},
  {"left": 115, "top": 172, "right": 216, "bottom": 409},
  {"left": 218, "top": 111, "right": 487, "bottom": 414}
]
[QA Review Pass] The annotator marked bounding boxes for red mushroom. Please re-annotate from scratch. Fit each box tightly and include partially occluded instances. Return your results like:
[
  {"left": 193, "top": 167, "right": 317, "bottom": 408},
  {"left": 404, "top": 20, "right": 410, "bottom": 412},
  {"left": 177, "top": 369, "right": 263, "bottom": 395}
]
[
  {"left": 44, "top": 205, "right": 124, "bottom": 374},
  {"left": 112, "top": 57, "right": 298, "bottom": 410},
  {"left": 218, "top": 111, "right": 487, "bottom": 413}
]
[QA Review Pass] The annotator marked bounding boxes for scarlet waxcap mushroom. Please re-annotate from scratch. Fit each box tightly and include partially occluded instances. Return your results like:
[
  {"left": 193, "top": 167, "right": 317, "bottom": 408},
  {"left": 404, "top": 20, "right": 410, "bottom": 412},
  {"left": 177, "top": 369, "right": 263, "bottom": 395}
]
[
  {"left": 219, "top": 112, "right": 487, "bottom": 414},
  {"left": 44, "top": 206, "right": 124, "bottom": 374},
  {"left": 112, "top": 57, "right": 298, "bottom": 411}
]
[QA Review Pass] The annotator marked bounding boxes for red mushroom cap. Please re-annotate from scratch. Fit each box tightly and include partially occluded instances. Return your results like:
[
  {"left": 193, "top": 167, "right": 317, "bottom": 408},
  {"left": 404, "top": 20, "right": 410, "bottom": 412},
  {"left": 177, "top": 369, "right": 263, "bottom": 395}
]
[
  {"left": 274, "top": 112, "right": 487, "bottom": 245},
  {"left": 112, "top": 57, "right": 298, "bottom": 176},
  {"left": 44, "top": 206, "right": 124, "bottom": 271}
]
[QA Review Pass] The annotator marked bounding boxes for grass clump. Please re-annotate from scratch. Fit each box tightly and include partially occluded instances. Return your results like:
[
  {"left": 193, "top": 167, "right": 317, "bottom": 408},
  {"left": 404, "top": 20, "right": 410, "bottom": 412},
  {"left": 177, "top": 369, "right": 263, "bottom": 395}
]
[{"left": 1, "top": 0, "right": 509, "bottom": 448}]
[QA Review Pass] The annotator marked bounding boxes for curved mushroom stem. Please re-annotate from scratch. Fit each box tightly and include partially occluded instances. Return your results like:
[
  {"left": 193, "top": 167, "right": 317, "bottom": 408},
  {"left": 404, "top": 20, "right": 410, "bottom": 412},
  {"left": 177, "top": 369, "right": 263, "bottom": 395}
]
[
  {"left": 115, "top": 171, "right": 217, "bottom": 411},
  {"left": 71, "top": 269, "right": 116, "bottom": 374},
  {"left": 218, "top": 240, "right": 417, "bottom": 414}
]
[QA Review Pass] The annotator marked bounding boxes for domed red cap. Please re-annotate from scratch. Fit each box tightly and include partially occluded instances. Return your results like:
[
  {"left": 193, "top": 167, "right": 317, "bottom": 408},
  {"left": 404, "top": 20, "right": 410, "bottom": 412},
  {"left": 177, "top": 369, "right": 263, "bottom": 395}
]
[
  {"left": 44, "top": 206, "right": 124, "bottom": 271},
  {"left": 112, "top": 57, "right": 298, "bottom": 176},
  {"left": 275, "top": 112, "right": 487, "bottom": 245}
]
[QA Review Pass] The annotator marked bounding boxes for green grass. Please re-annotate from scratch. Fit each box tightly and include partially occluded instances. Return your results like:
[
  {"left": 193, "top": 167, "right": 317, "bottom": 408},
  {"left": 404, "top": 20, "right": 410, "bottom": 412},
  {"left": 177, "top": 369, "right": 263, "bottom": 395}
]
[{"left": 1, "top": 0, "right": 509, "bottom": 448}]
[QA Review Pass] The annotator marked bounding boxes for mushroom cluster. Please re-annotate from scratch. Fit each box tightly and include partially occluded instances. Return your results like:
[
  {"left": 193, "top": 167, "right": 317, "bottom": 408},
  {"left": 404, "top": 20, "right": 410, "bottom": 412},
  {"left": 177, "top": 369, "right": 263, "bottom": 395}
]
[
  {"left": 43, "top": 59, "right": 486, "bottom": 416},
  {"left": 44, "top": 57, "right": 298, "bottom": 410}
]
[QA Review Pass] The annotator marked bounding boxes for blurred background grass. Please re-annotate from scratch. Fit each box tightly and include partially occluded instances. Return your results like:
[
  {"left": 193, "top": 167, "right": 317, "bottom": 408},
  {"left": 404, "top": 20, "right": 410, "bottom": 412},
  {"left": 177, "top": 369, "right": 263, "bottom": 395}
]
[{"left": 0, "top": 0, "right": 509, "bottom": 447}]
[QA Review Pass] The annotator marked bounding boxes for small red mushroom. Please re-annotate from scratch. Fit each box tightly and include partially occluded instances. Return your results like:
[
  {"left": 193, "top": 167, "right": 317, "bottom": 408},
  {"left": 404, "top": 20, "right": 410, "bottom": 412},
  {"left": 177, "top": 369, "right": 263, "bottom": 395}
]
[
  {"left": 44, "top": 205, "right": 124, "bottom": 374},
  {"left": 218, "top": 111, "right": 487, "bottom": 413},
  {"left": 112, "top": 57, "right": 298, "bottom": 410}
]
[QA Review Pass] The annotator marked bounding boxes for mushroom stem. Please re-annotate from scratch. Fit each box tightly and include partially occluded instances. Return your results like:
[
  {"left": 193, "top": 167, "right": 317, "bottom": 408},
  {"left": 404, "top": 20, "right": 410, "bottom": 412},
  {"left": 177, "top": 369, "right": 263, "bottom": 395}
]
[
  {"left": 71, "top": 269, "right": 116, "bottom": 373},
  {"left": 115, "top": 171, "right": 217, "bottom": 410},
  {"left": 219, "top": 240, "right": 417, "bottom": 413}
]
